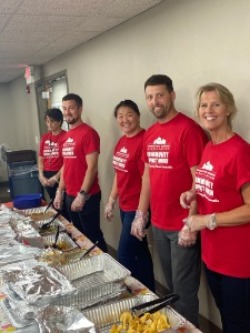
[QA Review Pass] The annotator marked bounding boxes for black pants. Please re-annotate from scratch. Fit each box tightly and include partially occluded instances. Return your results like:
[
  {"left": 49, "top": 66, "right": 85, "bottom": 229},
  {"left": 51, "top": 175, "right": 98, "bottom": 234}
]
[{"left": 65, "top": 192, "right": 108, "bottom": 253}]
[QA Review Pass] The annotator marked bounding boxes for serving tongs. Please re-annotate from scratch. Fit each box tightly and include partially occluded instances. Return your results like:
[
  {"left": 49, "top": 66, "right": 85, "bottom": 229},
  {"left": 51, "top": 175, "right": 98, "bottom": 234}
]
[
  {"left": 80, "top": 241, "right": 99, "bottom": 260},
  {"left": 44, "top": 198, "right": 54, "bottom": 213},
  {"left": 52, "top": 225, "right": 60, "bottom": 249},
  {"left": 131, "top": 293, "right": 179, "bottom": 317},
  {"left": 40, "top": 211, "right": 60, "bottom": 230}
]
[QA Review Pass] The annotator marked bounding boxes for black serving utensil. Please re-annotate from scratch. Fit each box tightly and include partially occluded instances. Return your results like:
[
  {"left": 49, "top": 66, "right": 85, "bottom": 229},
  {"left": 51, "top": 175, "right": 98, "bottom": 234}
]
[
  {"left": 80, "top": 241, "right": 99, "bottom": 260},
  {"left": 44, "top": 198, "right": 54, "bottom": 213},
  {"left": 52, "top": 225, "right": 60, "bottom": 249},
  {"left": 131, "top": 293, "right": 179, "bottom": 317},
  {"left": 40, "top": 211, "right": 60, "bottom": 230}
]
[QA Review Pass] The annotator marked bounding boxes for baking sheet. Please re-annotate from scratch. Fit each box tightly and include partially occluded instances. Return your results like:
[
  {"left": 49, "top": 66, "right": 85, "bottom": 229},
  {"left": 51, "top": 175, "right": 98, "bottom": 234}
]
[{"left": 82, "top": 294, "right": 185, "bottom": 332}]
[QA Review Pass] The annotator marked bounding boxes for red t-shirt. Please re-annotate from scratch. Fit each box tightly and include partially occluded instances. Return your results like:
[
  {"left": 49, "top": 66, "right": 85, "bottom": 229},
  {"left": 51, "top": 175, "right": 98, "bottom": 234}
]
[
  {"left": 195, "top": 134, "right": 250, "bottom": 278},
  {"left": 62, "top": 123, "right": 100, "bottom": 196},
  {"left": 113, "top": 130, "right": 145, "bottom": 211},
  {"left": 39, "top": 130, "right": 66, "bottom": 171},
  {"left": 143, "top": 113, "right": 207, "bottom": 230}
]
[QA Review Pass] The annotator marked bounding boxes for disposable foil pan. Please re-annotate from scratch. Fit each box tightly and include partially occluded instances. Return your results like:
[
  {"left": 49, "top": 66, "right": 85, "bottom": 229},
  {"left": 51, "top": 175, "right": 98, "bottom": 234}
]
[
  {"left": 82, "top": 294, "right": 185, "bottom": 332},
  {"left": 56, "top": 253, "right": 131, "bottom": 288},
  {"left": 0, "top": 297, "right": 38, "bottom": 330},
  {"left": 51, "top": 281, "right": 127, "bottom": 309},
  {"left": 36, "top": 219, "right": 66, "bottom": 235},
  {"left": 19, "top": 206, "right": 55, "bottom": 217},
  {"left": 42, "top": 232, "right": 79, "bottom": 251}
]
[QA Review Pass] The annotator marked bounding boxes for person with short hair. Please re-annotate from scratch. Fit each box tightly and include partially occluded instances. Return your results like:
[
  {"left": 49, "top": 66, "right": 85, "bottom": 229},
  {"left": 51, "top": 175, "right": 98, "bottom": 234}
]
[
  {"left": 104, "top": 99, "right": 155, "bottom": 291},
  {"left": 54, "top": 93, "right": 107, "bottom": 252},
  {"left": 38, "top": 108, "right": 66, "bottom": 200},
  {"left": 180, "top": 83, "right": 250, "bottom": 333},
  {"left": 131, "top": 74, "right": 208, "bottom": 326}
]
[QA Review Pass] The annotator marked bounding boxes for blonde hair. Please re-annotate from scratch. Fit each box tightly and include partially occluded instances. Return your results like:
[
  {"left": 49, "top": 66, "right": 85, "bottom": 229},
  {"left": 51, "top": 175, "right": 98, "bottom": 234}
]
[{"left": 196, "top": 83, "right": 238, "bottom": 129}]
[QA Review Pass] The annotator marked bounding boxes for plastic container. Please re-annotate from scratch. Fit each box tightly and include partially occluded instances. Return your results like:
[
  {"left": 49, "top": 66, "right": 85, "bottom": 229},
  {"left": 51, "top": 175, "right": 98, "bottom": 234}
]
[{"left": 13, "top": 194, "right": 42, "bottom": 209}]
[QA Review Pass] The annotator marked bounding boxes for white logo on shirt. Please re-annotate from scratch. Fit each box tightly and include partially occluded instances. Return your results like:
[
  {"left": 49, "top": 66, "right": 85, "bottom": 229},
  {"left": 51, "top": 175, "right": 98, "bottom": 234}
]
[
  {"left": 120, "top": 147, "right": 127, "bottom": 153},
  {"left": 201, "top": 161, "right": 214, "bottom": 171},
  {"left": 153, "top": 137, "right": 167, "bottom": 145}
]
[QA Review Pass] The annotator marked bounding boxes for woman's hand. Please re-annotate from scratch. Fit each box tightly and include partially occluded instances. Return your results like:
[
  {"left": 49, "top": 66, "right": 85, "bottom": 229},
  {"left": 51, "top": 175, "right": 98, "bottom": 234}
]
[
  {"left": 186, "top": 214, "right": 208, "bottom": 232},
  {"left": 180, "top": 190, "right": 196, "bottom": 209},
  {"left": 178, "top": 224, "right": 198, "bottom": 247}
]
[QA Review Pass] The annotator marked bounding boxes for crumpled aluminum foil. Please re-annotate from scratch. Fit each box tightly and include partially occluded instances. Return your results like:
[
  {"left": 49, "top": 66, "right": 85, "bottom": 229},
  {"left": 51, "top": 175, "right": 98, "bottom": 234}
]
[
  {"left": 35, "top": 305, "right": 98, "bottom": 333},
  {"left": 1, "top": 260, "right": 76, "bottom": 305}
]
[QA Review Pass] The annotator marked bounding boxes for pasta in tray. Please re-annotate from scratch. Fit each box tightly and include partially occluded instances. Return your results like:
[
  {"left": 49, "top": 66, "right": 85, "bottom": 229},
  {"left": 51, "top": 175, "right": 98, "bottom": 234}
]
[{"left": 110, "top": 311, "right": 171, "bottom": 333}]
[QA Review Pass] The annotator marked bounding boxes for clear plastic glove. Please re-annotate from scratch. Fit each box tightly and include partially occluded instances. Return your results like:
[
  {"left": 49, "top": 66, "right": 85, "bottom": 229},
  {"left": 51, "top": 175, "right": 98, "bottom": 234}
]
[
  {"left": 71, "top": 193, "right": 86, "bottom": 212},
  {"left": 39, "top": 174, "right": 50, "bottom": 187},
  {"left": 53, "top": 190, "right": 63, "bottom": 210},
  {"left": 178, "top": 224, "right": 198, "bottom": 247},
  {"left": 104, "top": 197, "right": 115, "bottom": 221},
  {"left": 131, "top": 210, "right": 148, "bottom": 241},
  {"left": 180, "top": 190, "right": 196, "bottom": 209},
  {"left": 186, "top": 214, "right": 208, "bottom": 232},
  {"left": 48, "top": 176, "right": 58, "bottom": 187}
]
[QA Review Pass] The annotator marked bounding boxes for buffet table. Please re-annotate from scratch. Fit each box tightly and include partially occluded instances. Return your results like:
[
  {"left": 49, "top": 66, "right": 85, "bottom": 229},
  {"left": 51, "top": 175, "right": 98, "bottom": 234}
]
[{"left": 0, "top": 203, "right": 203, "bottom": 333}]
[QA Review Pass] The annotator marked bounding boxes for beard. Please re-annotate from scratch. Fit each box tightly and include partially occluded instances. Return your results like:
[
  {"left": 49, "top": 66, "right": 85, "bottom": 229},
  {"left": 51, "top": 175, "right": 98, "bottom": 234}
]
[{"left": 151, "top": 104, "right": 171, "bottom": 120}]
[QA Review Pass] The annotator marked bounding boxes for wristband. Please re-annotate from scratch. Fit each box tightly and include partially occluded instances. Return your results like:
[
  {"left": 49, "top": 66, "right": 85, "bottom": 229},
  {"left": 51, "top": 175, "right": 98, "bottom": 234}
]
[{"left": 79, "top": 190, "right": 90, "bottom": 201}]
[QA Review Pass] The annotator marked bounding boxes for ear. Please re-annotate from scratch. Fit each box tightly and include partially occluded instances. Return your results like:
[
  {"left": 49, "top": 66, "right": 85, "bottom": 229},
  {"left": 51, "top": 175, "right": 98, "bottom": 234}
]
[{"left": 171, "top": 91, "right": 176, "bottom": 101}]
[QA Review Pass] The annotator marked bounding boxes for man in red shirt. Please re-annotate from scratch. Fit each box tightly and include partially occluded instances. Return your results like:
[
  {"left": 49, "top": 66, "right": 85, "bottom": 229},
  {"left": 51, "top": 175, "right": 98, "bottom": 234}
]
[
  {"left": 131, "top": 75, "right": 207, "bottom": 326},
  {"left": 54, "top": 93, "right": 107, "bottom": 252}
]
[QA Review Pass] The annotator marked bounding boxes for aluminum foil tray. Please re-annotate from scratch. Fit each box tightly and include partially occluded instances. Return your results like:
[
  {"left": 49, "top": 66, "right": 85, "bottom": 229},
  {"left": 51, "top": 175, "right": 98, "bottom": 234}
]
[
  {"left": 42, "top": 232, "right": 79, "bottom": 251},
  {"left": 51, "top": 281, "right": 126, "bottom": 309},
  {"left": 19, "top": 206, "right": 55, "bottom": 217},
  {"left": 56, "top": 253, "right": 131, "bottom": 288},
  {"left": 36, "top": 219, "right": 66, "bottom": 235},
  {"left": 82, "top": 294, "right": 185, "bottom": 332},
  {"left": 0, "top": 298, "right": 38, "bottom": 331}
]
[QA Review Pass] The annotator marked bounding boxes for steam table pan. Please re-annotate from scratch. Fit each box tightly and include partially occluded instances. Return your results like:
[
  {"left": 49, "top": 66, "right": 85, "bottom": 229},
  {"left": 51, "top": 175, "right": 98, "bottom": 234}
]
[{"left": 82, "top": 294, "right": 185, "bottom": 332}]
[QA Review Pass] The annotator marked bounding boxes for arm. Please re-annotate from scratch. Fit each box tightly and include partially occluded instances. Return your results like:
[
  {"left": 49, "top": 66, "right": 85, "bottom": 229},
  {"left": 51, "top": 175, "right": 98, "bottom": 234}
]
[
  {"left": 187, "top": 183, "right": 250, "bottom": 232},
  {"left": 48, "top": 168, "right": 62, "bottom": 187},
  {"left": 71, "top": 151, "right": 99, "bottom": 212},
  {"left": 38, "top": 156, "right": 50, "bottom": 186},
  {"left": 131, "top": 163, "right": 150, "bottom": 240},
  {"left": 53, "top": 166, "right": 65, "bottom": 210},
  {"left": 104, "top": 174, "right": 119, "bottom": 221}
]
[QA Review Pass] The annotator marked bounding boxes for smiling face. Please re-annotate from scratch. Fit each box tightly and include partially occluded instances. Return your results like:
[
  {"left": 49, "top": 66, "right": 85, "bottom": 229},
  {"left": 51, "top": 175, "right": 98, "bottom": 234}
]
[
  {"left": 62, "top": 99, "right": 82, "bottom": 127},
  {"left": 198, "top": 90, "right": 230, "bottom": 133},
  {"left": 145, "top": 84, "right": 176, "bottom": 123},
  {"left": 45, "top": 116, "right": 61, "bottom": 133},
  {"left": 116, "top": 106, "right": 140, "bottom": 137}
]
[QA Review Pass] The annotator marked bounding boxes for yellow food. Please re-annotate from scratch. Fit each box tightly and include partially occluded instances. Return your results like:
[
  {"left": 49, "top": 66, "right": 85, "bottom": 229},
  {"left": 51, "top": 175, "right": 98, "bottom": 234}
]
[
  {"left": 30, "top": 211, "right": 54, "bottom": 221},
  {"left": 110, "top": 311, "right": 170, "bottom": 333}
]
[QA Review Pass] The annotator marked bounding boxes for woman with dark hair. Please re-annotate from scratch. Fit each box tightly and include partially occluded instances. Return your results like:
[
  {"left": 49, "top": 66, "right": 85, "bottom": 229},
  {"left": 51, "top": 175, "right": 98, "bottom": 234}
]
[
  {"left": 104, "top": 99, "right": 155, "bottom": 291},
  {"left": 38, "top": 108, "right": 66, "bottom": 200}
]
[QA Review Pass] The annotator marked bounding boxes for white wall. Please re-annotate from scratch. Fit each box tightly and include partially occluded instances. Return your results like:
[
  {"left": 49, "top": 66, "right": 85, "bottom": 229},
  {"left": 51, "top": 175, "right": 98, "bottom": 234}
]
[
  {"left": 3, "top": 0, "right": 250, "bottom": 327},
  {"left": 0, "top": 78, "right": 41, "bottom": 181}
]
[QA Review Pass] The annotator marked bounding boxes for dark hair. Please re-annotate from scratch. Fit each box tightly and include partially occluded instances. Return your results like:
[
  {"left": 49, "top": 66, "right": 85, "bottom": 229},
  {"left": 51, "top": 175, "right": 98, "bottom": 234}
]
[
  {"left": 45, "top": 108, "right": 63, "bottom": 124},
  {"left": 62, "top": 93, "right": 82, "bottom": 108},
  {"left": 114, "top": 100, "right": 140, "bottom": 118},
  {"left": 144, "top": 74, "right": 174, "bottom": 92}
]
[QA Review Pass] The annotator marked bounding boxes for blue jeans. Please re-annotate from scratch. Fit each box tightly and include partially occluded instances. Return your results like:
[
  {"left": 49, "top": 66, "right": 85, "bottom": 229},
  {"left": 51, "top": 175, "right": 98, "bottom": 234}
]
[
  {"left": 152, "top": 226, "right": 200, "bottom": 327},
  {"left": 65, "top": 192, "right": 108, "bottom": 253},
  {"left": 205, "top": 265, "right": 250, "bottom": 333},
  {"left": 118, "top": 210, "right": 155, "bottom": 291}
]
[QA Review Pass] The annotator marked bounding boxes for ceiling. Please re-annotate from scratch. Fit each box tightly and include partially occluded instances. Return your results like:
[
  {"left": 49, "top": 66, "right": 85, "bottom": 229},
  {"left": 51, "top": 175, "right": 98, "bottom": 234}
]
[{"left": 0, "top": 0, "right": 164, "bottom": 83}]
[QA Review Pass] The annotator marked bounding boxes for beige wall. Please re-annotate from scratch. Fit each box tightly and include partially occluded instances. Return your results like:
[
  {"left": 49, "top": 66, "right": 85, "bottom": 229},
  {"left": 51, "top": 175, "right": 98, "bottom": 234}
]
[{"left": 1, "top": 0, "right": 250, "bottom": 327}]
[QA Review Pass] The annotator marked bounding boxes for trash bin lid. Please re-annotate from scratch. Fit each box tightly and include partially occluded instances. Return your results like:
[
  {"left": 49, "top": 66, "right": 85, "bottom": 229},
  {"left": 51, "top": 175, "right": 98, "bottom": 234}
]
[{"left": 13, "top": 193, "right": 42, "bottom": 209}]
